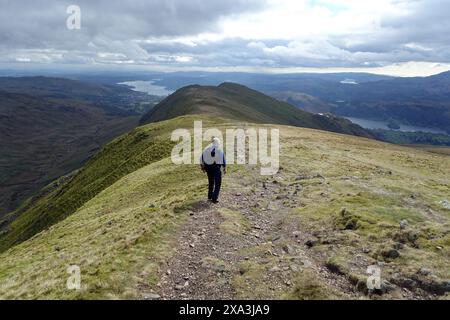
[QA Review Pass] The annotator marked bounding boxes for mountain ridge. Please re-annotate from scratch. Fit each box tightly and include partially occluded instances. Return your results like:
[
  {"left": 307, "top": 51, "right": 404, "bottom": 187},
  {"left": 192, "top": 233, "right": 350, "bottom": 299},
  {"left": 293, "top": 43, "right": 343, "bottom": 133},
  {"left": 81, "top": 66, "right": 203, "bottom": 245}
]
[
  {"left": 0, "top": 114, "right": 448, "bottom": 299},
  {"left": 140, "top": 82, "right": 374, "bottom": 139},
  {"left": 0, "top": 76, "right": 153, "bottom": 217}
]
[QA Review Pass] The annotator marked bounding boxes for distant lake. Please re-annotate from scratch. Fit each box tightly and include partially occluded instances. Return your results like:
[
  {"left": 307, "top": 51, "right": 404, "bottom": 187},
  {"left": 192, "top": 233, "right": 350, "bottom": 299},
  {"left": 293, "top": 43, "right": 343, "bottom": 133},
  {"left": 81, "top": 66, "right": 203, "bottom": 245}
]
[
  {"left": 119, "top": 80, "right": 173, "bottom": 96},
  {"left": 345, "top": 117, "right": 447, "bottom": 134}
]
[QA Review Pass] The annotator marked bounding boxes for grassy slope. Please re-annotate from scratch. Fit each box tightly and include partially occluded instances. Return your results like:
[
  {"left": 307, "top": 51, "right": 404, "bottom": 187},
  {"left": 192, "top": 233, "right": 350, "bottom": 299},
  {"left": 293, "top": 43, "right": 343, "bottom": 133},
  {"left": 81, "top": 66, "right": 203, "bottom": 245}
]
[
  {"left": 0, "top": 76, "right": 155, "bottom": 217},
  {"left": 0, "top": 115, "right": 448, "bottom": 299},
  {"left": 140, "top": 83, "right": 373, "bottom": 139},
  {"left": 0, "top": 117, "right": 199, "bottom": 252}
]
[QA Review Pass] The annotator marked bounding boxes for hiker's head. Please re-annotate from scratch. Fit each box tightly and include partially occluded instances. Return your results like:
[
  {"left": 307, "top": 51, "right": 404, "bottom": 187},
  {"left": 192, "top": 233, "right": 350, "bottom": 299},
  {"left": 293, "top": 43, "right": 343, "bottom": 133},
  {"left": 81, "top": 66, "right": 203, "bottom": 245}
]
[{"left": 212, "top": 137, "right": 220, "bottom": 147}]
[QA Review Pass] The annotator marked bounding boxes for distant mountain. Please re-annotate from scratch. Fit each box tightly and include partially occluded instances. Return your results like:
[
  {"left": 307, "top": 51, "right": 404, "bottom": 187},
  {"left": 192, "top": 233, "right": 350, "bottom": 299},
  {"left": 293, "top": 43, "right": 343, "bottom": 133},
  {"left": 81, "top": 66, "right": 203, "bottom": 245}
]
[
  {"left": 0, "top": 77, "right": 152, "bottom": 216},
  {"left": 319, "top": 72, "right": 450, "bottom": 133},
  {"left": 270, "top": 91, "right": 332, "bottom": 113},
  {"left": 142, "top": 71, "right": 393, "bottom": 91},
  {"left": 140, "top": 71, "right": 450, "bottom": 133},
  {"left": 0, "top": 76, "right": 154, "bottom": 114},
  {"left": 140, "top": 82, "right": 373, "bottom": 138}
]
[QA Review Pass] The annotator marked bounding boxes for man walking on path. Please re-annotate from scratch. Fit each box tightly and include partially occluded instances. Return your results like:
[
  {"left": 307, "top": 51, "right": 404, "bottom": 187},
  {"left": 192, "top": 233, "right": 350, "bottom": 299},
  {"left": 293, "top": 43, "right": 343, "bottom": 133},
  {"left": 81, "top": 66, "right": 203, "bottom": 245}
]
[{"left": 200, "top": 137, "right": 226, "bottom": 203}]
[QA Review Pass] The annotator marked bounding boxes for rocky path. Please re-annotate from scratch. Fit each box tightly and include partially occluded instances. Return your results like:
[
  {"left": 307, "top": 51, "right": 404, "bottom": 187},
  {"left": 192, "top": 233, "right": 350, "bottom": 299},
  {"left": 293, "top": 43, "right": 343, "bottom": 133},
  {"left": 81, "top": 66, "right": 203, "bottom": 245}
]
[{"left": 140, "top": 167, "right": 362, "bottom": 300}]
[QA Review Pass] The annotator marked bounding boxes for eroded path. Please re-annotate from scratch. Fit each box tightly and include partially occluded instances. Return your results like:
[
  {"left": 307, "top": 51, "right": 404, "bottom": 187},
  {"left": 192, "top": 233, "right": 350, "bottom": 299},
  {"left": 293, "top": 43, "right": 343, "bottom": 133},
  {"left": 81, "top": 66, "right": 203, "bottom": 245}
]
[{"left": 140, "top": 166, "right": 362, "bottom": 300}]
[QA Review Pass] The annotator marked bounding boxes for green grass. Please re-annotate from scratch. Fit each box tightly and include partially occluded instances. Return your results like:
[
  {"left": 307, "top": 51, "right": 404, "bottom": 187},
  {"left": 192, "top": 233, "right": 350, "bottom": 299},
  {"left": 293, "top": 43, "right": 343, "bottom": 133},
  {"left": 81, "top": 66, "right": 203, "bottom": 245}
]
[
  {"left": 0, "top": 157, "right": 207, "bottom": 299},
  {"left": 280, "top": 125, "right": 450, "bottom": 287},
  {"left": 0, "top": 115, "right": 449, "bottom": 299},
  {"left": 218, "top": 208, "right": 251, "bottom": 236},
  {"left": 285, "top": 270, "right": 344, "bottom": 300},
  {"left": 140, "top": 83, "right": 372, "bottom": 138},
  {"left": 0, "top": 115, "right": 237, "bottom": 252}
]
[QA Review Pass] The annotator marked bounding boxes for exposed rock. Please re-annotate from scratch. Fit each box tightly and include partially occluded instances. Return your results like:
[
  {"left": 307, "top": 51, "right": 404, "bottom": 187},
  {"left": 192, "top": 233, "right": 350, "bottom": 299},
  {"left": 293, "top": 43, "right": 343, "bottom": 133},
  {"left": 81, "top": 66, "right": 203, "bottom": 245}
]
[
  {"left": 210, "top": 264, "right": 226, "bottom": 273},
  {"left": 144, "top": 293, "right": 161, "bottom": 300},
  {"left": 399, "top": 219, "right": 408, "bottom": 230},
  {"left": 418, "top": 268, "right": 433, "bottom": 276},
  {"left": 282, "top": 244, "right": 295, "bottom": 255},
  {"left": 356, "top": 280, "right": 368, "bottom": 293},
  {"left": 269, "top": 266, "right": 281, "bottom": 273},
  {"left": 290, "top": 264, "right": 300, "bottom": 272},
  {"left": 302, "top": 259, "right": 313, "bottom": 268},
  {"left": 336, "top": 208, "right": 359, "bottom": 230},
  {"left": 272, "top": 234, "right": 281, "bottom": 242},
  {"left": 392, "top": 276, "right": 450, "bottom": 295},
  {"left": 440, "top": 200, "right": 450, "bottom": 209},
  {"left": 377, "top": 280, "right": 397, "bottom": 294},
  {"left": 382, "top": 249, "right": 400, "bottom": 260},
  {"left": 344, "top": 220, "right": 357, "bottom": 230},
  {"left": 393, "top": 230, "right": 419, "bottom": 247},
  {"left": 305, "top": 239, "right": 317, "bottom": 248}
]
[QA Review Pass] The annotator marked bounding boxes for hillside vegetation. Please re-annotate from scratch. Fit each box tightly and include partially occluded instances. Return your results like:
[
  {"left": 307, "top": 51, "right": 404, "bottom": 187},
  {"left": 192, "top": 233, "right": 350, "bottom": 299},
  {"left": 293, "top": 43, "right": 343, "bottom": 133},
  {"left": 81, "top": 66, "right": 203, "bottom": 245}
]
[
  {"left": 140, "top": 83, "right": 373, "bottom": 139},
  {"left": 150, "top": 71, "right": 450, "bottom": 133},
  {"left": 0, "top": 77, "right": 154, "bottom": 217},
  {"left": 0, "top": 117, "right": 201, "bottom": 252},
  {"left": 0, "top": 115, "right": 448, "bottom": 299}
]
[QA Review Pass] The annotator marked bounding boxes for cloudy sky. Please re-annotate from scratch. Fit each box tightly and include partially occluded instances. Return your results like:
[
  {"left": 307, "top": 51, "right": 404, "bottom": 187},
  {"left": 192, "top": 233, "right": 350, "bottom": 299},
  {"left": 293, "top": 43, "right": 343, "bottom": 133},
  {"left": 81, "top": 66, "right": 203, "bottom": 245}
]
[{"left": 1, "top": 0, "right": 450, "bottom": 76}]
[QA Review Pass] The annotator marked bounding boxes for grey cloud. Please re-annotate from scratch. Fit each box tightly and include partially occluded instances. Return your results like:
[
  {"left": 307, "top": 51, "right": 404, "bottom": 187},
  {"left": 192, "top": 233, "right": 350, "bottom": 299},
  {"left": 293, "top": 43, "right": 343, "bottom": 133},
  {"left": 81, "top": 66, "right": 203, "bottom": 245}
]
[
  {"left": 0, "top": 0, "right": 265, "bottom": 51},
  {"left": 1, "top": 0, "right": 450, "bottom": 69}
]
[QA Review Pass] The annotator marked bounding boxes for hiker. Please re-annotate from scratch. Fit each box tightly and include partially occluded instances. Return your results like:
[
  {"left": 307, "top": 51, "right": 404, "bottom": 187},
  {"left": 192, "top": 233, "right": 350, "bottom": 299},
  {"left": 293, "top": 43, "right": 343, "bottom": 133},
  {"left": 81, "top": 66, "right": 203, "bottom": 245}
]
[{"left": 200, "top": 137, "right": 226, "bottom": 203}]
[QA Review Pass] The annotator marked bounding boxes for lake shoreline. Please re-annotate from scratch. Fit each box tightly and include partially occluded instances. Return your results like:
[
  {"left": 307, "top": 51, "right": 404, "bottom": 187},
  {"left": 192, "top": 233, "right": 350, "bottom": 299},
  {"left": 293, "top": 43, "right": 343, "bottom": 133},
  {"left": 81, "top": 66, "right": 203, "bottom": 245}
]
[
  {"left": 344, "top": 116, "right": 448, "bottom": 135},
  {"left": 119, "top": 80, "right": 173, "bottom": 97}
]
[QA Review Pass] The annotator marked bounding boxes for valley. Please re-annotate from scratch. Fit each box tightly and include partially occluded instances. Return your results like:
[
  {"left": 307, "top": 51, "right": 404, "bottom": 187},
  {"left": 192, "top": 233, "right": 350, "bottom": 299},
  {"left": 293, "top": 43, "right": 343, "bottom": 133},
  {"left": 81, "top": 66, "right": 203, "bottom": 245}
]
[
  {"left": 0, "top": 115, "right": 448, "bottom": 299},
  {"left": 0, "top": 76, "right": 448, "bottom": 300},
  {"left": 0, "top": 77, "right": 154, "bottom": 217},
  {"left": 2, "top": 0, "right": 449, "bottom": 304}
]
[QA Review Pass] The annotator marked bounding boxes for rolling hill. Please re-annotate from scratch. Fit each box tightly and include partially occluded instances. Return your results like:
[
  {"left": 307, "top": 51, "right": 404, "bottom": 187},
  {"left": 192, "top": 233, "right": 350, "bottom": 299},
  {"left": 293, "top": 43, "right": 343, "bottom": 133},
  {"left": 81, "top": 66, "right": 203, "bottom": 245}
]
[
  {"left": 0, "top": 82, "right": 373, "bottom": 252},
  {"left": 0, "top": 113, "right": 448, "bottom": 299},
  {"left": 0, "top": 81, "right": 448, "bottom": 300},
  {"left": 145, "top": 71, "right": 450, "bottom": 133},
  {"left": 140, "top": 82, "right": 373, "bottom": 138},
  {"left": 0, "top": 77, "right": 153, "bottom": 217}
]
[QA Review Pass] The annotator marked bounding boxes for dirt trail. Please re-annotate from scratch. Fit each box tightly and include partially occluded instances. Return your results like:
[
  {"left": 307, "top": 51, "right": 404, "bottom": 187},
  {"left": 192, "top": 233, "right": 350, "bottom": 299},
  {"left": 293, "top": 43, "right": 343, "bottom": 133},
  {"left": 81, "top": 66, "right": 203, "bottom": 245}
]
[{"left": 140, "top": 167, "right": 362, "bottom": 300}]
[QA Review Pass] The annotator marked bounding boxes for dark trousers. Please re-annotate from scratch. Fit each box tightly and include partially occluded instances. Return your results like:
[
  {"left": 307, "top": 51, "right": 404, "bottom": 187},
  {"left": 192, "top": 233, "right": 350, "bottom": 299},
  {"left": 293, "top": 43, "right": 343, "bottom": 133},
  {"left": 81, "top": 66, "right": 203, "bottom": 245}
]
[{"left": 206, "top": 165, "right": 222, "bottom": 201}]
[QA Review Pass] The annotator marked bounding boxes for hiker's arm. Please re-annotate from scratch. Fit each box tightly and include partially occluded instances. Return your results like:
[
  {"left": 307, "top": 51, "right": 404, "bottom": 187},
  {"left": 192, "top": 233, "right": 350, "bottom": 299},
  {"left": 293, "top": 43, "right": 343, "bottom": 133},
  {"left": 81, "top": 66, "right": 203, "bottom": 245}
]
[
  {"left": 223, "top": 153, "right": 226, "bottom": 174},
  {"left": 200, "top": 154, "right": 205, "bottom": 172}
]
